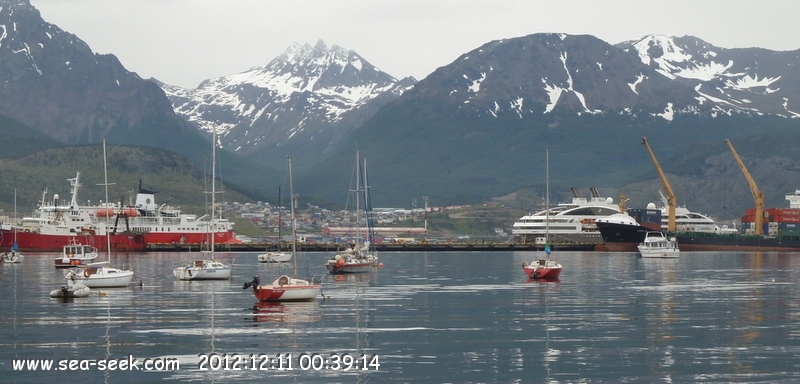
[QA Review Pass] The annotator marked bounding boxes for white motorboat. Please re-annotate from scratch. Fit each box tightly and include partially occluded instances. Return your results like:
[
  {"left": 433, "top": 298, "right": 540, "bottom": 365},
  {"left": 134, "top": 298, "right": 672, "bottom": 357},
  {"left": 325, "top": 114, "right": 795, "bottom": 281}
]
[
  {"left": 512, "top": 187, "right": 622, "bottom": 245},
  {"left": 637, "top": 231, "right": 680, "bottom": 258},
  {"left": 55, "top": 240, "right": 99, "bottom": 268}
]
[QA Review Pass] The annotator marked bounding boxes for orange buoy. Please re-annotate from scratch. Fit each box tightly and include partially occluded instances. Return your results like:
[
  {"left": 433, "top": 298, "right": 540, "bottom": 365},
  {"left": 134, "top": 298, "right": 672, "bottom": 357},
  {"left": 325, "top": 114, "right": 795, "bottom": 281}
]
[
  {"left": 378, "top": 263, "right": 384, "bottom": 267},
  {"left": 336, "top": 259, "right": 345, "bottom": 267}
]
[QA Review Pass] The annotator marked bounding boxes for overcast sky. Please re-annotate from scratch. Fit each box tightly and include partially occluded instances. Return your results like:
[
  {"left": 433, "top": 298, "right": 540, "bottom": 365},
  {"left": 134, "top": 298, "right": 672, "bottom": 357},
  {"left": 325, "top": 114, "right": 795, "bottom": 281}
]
[{"left": 30, "top": 0, "right": 800, "bottom": 89}]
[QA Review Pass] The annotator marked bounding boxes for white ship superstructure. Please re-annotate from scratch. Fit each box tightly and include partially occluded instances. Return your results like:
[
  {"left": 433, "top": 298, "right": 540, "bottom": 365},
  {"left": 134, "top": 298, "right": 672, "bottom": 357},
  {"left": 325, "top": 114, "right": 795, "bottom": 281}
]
[{"left": 512, "top": 187, "right": 622, "bottom": 245}]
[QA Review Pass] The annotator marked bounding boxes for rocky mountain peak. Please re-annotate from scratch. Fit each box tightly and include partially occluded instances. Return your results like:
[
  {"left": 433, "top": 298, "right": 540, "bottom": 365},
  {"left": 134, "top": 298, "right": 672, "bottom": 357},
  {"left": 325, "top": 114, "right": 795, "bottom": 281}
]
[{"left": 162, "top": 40, "right": 415, "bottom": 168}]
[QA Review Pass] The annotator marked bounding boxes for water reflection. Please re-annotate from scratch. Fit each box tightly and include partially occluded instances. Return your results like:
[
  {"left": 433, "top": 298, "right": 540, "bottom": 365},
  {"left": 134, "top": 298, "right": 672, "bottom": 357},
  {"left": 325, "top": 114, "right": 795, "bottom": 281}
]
[
  {"left": 249, "top": 301, "right": 322, "bottom": 323},
  {"left": 3, "top": 251, "right": 800, "bottom": 382}
]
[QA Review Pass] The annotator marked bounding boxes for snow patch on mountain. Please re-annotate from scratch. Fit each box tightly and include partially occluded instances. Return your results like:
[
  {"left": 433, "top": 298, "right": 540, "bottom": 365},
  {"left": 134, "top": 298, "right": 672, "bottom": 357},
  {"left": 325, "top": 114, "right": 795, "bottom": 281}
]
[
  {"left": 726, "top": 73, "right": 781, "bottom": 91},
  {"left": 542, "top": 77, "right": 563, "bottom": 113},
  {"left": 633, "top": 36, "right": 734, "bottom": 81},
  {"left": 540, "top": 52, "right": 601, "bottom": 114},
  {"left": 629, "top": 73, "right": 646, "bottom": 94},
  {"left": 633, "top": 35, "right": 691, "bottom": 69},
  {"left": 653, "top": 102, "right": 674, "bottom": 121},
  {"left": 467, "top": 72, "right": 487, "bottom": 93}
]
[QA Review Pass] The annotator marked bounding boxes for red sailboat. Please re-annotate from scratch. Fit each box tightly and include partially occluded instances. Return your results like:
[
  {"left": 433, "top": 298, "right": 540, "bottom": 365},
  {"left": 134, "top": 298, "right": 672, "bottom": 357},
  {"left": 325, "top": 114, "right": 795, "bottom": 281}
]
[
  {"left": 243, "top": 156, "right": 320, "bottom": 302},
  {"left": 522, "top": 148, "right": 563, "bottom": 279}
]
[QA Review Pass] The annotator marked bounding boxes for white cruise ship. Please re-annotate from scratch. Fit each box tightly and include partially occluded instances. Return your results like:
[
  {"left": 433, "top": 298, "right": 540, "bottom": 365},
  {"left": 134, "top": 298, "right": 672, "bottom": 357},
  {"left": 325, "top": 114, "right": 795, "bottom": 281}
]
[
  {"left": 512, "top": 187, "right": 623, "bottom": 246},
  {"left": 652, "top": 192, "right": 735, "bottom": 233}
]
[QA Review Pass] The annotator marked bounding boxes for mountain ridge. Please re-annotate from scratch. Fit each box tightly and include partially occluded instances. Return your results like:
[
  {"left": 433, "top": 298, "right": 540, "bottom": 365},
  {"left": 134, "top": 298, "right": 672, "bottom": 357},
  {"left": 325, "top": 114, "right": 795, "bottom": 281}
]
[
  {"left": 161, "top": 39, "right": 416, "bottom": 169},
  {"left": 1, "top": 0, "right": 800, "bottom": 226}
]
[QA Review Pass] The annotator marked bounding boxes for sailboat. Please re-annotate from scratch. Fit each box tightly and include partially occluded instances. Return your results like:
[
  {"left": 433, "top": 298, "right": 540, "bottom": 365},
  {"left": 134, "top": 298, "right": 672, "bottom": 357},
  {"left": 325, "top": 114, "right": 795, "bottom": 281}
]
[
  {"left": 258, "top": 187, "right": 291, "bottom": 263},
  {"left": 243, "top": 156, "right": 321, "bottom": 302},
  {"left": 325, "top": 152, "right": 379, "bottom": 274},
  {"left": 173, "top": 130, "right": 232, "bottom": 281},
  {"left": 1, "top": 189, "right": 23, "bottom": 263},
  {"left": 522, "top": 148, "right": 563, "bottom": 279},
  {"left": 64, "top": 140, "right": 134, "bottom": 288}
]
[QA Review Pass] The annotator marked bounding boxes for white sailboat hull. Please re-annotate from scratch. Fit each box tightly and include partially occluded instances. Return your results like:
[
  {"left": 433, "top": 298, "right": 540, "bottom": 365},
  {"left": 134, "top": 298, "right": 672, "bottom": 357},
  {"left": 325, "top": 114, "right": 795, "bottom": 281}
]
[
  {"left": 173, "top": 261, "right": 232, "bottom": 280},
  {"left": 67, "top": 267, "right": 134, "bottom": 288},
  {"left": 257, "top": 251, "right": 292, "bottom": 263}
]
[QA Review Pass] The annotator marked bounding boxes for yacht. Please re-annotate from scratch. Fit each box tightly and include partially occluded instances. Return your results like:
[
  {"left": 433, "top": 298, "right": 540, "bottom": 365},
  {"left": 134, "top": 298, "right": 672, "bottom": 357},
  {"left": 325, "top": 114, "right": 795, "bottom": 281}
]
[
  {"left": 652, "top": 192, "right": 728, "bottom": 233},
  {"left": 512, "top": 187, "right": 623, "bottom": 246}
]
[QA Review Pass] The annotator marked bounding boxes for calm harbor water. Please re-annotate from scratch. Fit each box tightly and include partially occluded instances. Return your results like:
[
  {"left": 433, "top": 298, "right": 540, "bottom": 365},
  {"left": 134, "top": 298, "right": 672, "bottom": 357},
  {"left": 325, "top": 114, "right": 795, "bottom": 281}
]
[{"left": 2, "top": 250, "right": 800, "bottom": 383}]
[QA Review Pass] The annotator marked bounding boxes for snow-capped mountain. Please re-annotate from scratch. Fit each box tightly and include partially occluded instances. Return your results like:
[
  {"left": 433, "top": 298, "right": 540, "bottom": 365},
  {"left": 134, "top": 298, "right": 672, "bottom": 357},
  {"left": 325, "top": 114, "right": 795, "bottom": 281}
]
[
  {"left": 300, "top": 33, "right": 800, "bottom": 209},
  {"left": 161, "top": 40, "right": 415, "bottom": 168},
  {"left": 406, "top": 33, "right": 799, "bottom": 122},
  {"left": 618, "top": 35, "right": 800, "bottom": 118}
]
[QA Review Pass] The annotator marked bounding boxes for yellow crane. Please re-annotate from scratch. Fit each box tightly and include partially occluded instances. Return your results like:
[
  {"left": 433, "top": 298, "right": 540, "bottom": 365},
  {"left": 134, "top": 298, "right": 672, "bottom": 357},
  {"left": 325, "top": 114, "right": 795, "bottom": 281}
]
[
  {"left": 725, "top": 139, "right": 764, "bottom": 235},
  {"left": 641, "top": 137, "right": 676, "bottom": 232}
]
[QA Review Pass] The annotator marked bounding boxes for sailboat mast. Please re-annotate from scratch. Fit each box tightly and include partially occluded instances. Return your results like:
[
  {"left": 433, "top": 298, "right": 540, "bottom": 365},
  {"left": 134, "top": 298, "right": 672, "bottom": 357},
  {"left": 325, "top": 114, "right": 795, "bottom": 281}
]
[
  {"left": 211, "top": 131, "right": 216, "bottom": 255},
  {"left": 545, "top": 147, "right": 551, "bottom": 254},
  {"left": 12, "top": 188, "right": 16, "bottom": 246},
  {"left": 101, "top": 139, "right": 114, "bottom": 259},
  {"left": 546, "top": 148, "right": 549, "bottom": 237},
  {"left": 362, "top": 157, "right": 374, "bottom": 251},
  {"left": 355, "top": 151, "right": 361, "bottom": 248},
  {"left": 287, "top": 156, "right": 297, "bottom": 276},
  {"left": 277, "top": 186, "right": 282, "bottom": 244}
]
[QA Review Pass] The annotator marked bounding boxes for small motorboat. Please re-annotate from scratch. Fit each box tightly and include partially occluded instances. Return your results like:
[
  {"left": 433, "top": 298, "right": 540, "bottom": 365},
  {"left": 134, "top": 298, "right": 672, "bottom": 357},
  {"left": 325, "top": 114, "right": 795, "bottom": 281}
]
[
  {"left": 173, "top": 259, "right": 232, "bottom": 281},
  {"left": 243, "top": 275, "right": 321, "bottom": 302},
  {"left": 637, "top": 231, "right": 680, "bottom": 258},
  {"left": 49, "top": 278, "right": 91, "bottom": 298},
  {"left": 55, "top": 240, "right": 98, "bottom": 268}
]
